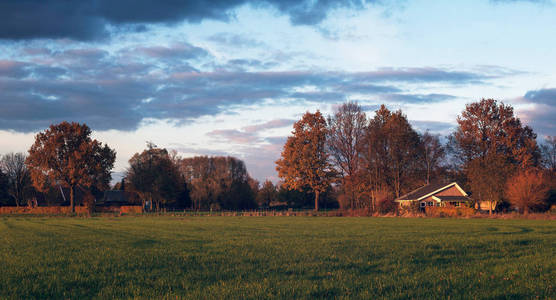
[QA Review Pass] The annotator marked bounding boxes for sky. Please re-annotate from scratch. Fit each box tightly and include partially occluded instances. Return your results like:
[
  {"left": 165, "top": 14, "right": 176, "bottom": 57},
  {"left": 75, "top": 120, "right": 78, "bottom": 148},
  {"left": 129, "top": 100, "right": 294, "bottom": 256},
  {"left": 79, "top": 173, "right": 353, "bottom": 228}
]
[{"left": 0, "top": 0, "right": 555, "bottom": 183}]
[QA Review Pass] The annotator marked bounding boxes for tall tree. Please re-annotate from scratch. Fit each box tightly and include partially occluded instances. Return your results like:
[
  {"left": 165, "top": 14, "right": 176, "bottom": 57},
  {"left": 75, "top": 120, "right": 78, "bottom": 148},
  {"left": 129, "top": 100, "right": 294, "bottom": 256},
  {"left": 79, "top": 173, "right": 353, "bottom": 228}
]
[
  {"left": 361, "top": 105, "right": 422, "bottom": 207},
  {"left": 0, "top": 153, "right": 31, "bottom": 207},
  {"left": 451, "top": 99, "right": 540, "bottom": 213},
  {"left": 26, "top": 122, "right": 116, "bottom": 212},
  {"left": 276, "top": 111, "right": 334, "bottom": 211},
  {"left": 126, "top": 144, "right": 182, "bottom": 211},
  {"left": 327, "top": 102, "right": 367, "bottom": 209},
  {"left": 421, "top": 131, "right": 446, "bottom": 184}
]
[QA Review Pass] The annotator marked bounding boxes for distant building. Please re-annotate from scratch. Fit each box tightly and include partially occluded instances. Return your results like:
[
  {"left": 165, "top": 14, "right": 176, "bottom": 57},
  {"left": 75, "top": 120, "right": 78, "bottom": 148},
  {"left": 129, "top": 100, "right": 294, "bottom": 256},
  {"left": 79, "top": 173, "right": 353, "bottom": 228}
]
[
  {"left": 395, "top": 182, "right": 470, "bottom": 209},
  {"left": 97, "top": 190, "right": 130, "bottom": 207}
]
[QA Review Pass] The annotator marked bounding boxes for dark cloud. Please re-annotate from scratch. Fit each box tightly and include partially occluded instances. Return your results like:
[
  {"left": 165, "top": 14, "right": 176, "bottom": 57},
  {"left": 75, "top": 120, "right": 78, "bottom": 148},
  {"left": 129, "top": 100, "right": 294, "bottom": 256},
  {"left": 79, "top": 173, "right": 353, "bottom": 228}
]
[
  {"left": 0, "top": 43, "right": 513, "bottom": 132},
  {"left": 354, "top": 67, "right": 490, "bottom": 84},
  {"left": 0, "top": 0, "right": 372, "bottom": 41},
  {"left": 0, "top": 60, "right": 30, "bottom": 78},
  {"left": 518, "top": 88, "right": 556, "bottom": 138},
  {"left": 134, "top": 43, "right": 209, "bottom": 60},
  {"left": 523, "top": 88, "right": 556, "bottom": 105}
]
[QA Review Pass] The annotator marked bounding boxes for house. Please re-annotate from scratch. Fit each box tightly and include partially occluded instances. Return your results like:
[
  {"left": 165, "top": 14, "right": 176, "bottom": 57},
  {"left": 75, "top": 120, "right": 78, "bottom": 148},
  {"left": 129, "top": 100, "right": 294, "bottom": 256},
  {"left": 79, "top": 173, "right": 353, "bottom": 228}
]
[{"left": 395, "top": 182, "right": 470, "bottom": 209}]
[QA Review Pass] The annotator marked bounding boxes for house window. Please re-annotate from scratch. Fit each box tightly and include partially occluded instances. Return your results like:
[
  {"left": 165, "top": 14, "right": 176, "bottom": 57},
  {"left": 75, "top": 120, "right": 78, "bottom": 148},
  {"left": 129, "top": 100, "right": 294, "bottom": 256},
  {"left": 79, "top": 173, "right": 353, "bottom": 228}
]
[
  {"left": 428, "top": 201, "right": 433, "bottom": 206},
  {"left": 420, "top": 202, "right": 426, "bottom": 208},
  {"left": 455, "top": 202, "right": 460, "bottom": 207},
  {"left": 435, "top": 202, "right": 440, "bottom": 207}
]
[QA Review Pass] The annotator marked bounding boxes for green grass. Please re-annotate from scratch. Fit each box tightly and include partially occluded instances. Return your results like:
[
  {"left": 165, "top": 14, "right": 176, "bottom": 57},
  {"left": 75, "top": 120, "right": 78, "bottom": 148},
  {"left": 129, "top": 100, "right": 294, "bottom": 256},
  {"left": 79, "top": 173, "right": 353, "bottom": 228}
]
[{"left": 0, "top": 216, "right": 554, "bottom": 299}]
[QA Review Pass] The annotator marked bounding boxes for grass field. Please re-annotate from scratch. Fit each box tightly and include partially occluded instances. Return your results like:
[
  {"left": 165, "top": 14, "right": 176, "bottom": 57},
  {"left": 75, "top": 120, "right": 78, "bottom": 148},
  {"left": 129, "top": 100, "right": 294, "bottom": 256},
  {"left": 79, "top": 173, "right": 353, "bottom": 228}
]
[{"left": 0, "top": 216, "right": 554, "bottom": 299}]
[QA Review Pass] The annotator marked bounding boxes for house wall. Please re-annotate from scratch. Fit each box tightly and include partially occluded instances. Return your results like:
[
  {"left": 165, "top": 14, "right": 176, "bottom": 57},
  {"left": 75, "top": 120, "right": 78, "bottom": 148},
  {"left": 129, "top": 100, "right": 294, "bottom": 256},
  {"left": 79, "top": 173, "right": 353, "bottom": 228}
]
[{"left": 419, "top": 196, "right": 439, "bottom": 207}]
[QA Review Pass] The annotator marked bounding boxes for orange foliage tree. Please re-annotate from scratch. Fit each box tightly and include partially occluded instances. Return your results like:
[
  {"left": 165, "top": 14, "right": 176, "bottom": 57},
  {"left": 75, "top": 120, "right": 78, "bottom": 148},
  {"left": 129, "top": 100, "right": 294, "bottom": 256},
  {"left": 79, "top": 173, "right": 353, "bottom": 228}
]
[
  {"left": 26, "top": 122, "right": 116, "bottom": 212},
  {"left": 506, "top": 170, "right": 549, "bottom": 214},
  {"left": 276, "top": 111, "right": 334, "bottom": 211},
  {"left": 451, "top": 99, "right": 540, "bottom": 214}
]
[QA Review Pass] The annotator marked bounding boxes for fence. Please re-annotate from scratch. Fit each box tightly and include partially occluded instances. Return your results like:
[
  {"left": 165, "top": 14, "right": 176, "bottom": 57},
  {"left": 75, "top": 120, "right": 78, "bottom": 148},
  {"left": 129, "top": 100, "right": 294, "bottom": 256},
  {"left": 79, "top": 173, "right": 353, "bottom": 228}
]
[{"left": 0, "top": 206, "right": 89, "bottom": 214}]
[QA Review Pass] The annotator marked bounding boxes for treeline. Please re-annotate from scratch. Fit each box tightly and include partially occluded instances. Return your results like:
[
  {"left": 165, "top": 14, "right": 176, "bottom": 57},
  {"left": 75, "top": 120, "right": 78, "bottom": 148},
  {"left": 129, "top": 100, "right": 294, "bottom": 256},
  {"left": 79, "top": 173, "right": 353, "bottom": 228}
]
[
  {"left": 276, "top": 99, "right": 555, "bottom": 214},
  {"left": 0, "top": 99, "right": 554, "bottom": 214}
]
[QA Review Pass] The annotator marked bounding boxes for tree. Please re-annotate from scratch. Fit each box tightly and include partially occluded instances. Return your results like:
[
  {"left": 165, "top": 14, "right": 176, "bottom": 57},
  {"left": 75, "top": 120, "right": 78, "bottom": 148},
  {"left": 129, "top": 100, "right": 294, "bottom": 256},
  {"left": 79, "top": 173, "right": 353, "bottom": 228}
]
[
  {"left": 421, "top": 132, "right": 446, "bottom": 184},
  {"left": 257, "top": 180, "right": 277, "bottom": 208},
  {"left": 178, "top": 156, "right": 257, "bottom": 210},
  {"left": 276, "top": 111, "right": 334, "bottom": 211},
  {"left": 0, "top": 153, "right": 31, "bottom": 207},
  {"left": 26, "top": 122, "right": 116, "bottom": 212},
  {"left": 360, "top": 105, "right": 422, "bottom": 209},
  {"left": 540, "top": 136, "right": 556, "bottom": 172},
  {"left": 0, "top": 170, "right": 10, "bottom": 206},
  {"left": 126, "top": 144, "right": 182, "bottom": 211},
  {"left": 506, "top": 170, "right": 549, "bottom": 214},
  {"left": 451, "top": 99, "right": 540, "bottom": 214},
  {"left": 327, "top": 102, "right": 367, "bottom": 209}
]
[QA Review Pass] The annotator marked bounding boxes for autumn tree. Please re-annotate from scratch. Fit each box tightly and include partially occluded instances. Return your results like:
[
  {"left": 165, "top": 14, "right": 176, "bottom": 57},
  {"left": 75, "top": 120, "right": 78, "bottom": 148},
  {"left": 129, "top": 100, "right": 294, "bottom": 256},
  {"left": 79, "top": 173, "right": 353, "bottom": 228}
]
[
  {"left": 126, "top": 144, "right": 182, "bottom": 211},
  {"left": 506, "top": 170, "right": 549, "bottom": 214},
  {"left": 276, "top": 111, "right": 334, "bottom": 211},
  {"left": 0, "top": 153, "right": 32, "bottom": 207},
  {"left": 327, "top": 102, "right": 367, "bottom": 209},
  {"left": 26, "top": 122, "right": 116, "bottom": 212},
  {"left": 360, "top": 105, "right": 422, "bottom": 209},
  {"left": 451, "top": 99, "right": 540, "bottom": 213}
]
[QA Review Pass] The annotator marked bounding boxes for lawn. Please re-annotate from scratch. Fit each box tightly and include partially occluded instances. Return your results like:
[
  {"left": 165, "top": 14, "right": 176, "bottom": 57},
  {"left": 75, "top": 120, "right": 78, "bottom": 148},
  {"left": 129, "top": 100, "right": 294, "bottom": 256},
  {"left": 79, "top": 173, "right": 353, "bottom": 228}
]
[{"left": 0, "top": 216, "right": 554, "bottom": 299}]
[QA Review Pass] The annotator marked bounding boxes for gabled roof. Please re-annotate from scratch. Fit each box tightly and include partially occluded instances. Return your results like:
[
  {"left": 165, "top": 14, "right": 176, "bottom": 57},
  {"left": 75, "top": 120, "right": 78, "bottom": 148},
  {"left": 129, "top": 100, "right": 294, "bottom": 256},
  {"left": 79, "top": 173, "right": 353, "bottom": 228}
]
[{"left": 395, "top": 182, "right": 468, "bottom": 202}]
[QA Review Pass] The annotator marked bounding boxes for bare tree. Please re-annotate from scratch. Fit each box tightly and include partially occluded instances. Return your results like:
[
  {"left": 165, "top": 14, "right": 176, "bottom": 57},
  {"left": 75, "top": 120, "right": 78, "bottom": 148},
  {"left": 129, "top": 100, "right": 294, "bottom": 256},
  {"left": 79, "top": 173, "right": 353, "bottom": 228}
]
[
  {"left": 421, "top": 131, "right": 446, "bottom": 184},
  {"left": 540, "top": 136, "right": 556, "bottom": 172},
  {"left": 327, "top": 102, "right": 367, "bottom": 209},
  {"left": 0, "top": 153, "right": 31, "bottom": 207}
]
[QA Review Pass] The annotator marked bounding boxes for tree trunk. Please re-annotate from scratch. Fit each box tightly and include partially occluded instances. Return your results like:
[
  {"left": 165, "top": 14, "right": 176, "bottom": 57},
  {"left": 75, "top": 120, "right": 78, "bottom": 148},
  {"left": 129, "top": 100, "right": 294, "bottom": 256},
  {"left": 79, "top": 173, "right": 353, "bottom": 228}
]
[
  {"left": 70, "top": 185, "right": 75, "bottom": 213},
  {"left": 314, "top": 190, "right": 319, "bottom": 211}
]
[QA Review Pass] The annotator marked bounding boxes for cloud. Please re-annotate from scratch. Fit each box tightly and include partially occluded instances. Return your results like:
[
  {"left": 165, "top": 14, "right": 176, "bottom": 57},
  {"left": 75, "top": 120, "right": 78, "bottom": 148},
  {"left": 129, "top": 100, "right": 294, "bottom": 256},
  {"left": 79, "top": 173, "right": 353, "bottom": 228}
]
[
  {"left": 0, "top": 42, "right": 516, "bottom": 132},
  {"left": 0, "top": 60, "right": 32, "bottom": 78},
  {"left": 410, "top": 120, "right": 456, "bottom": 135},
  {"left": 517, "top": 88, "right": 556, "bottom": 138},
  {"left": 207, "top": 129, "right": 259, "bottom": 144},
  {"left": 208, "top": 118, "right": 295, "bottom": 144},
  {"left": 243, "top": 119, "right": 296, "bottom": 133},
  {"left": 134, "top": 43, "right": 209, "bottom": 60},
  {"left": 0, "top": 0, "right": 375, "bottom": 41},
  {"left": 379, "top": 93, "right": 456, "bottom": 103},
  {"left": 207, "top": 33, "right": 265, "bottom": 48}
]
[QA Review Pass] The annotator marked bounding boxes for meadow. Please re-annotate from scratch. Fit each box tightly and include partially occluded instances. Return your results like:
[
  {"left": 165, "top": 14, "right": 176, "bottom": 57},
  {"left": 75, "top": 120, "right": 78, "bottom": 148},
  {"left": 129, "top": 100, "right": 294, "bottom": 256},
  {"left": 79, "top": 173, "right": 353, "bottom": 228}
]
[{"left": 0, "top": 216, "right": 554, "bottom": 299}]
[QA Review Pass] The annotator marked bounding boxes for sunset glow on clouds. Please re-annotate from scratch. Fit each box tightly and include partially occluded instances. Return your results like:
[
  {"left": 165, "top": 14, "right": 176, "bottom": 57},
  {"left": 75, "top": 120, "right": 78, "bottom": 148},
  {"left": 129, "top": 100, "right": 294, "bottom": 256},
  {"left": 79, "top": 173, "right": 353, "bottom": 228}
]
[{"left": 1, "top": 0, "right": 555, "bottom": 181}]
